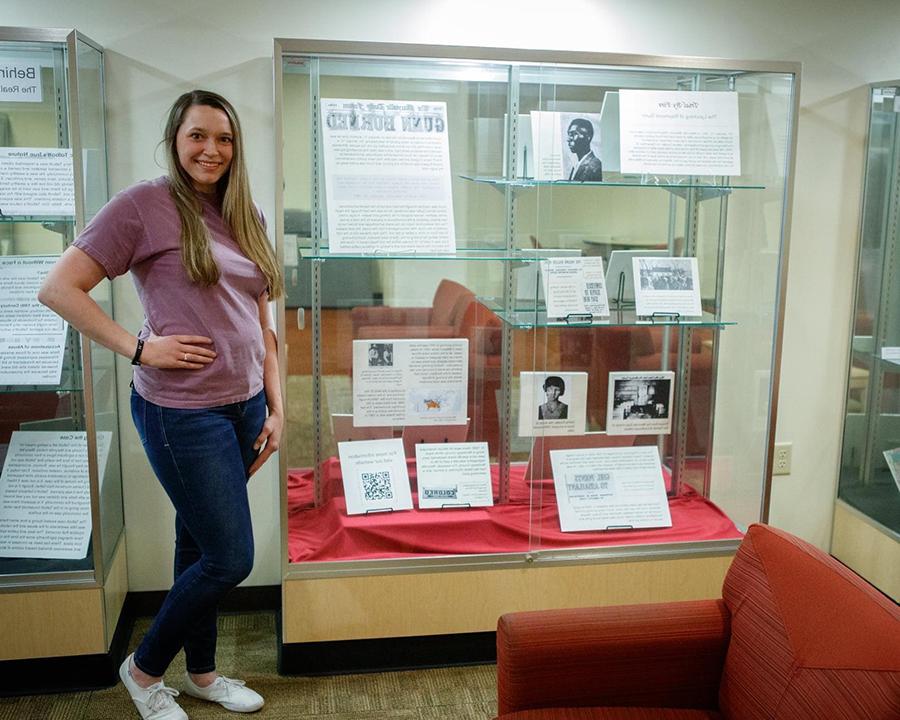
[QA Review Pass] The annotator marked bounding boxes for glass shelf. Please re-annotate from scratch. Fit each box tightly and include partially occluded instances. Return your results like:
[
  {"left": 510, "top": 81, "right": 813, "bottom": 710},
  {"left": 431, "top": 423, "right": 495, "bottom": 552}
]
[
  {"left": 305, "top": 247, "right": 545, "bottom": 262},
  {"left": 852, "top": 335, "right": 875, "bottom": 354},
  {"left": 0, "top": 378, "right": 84, "bottom": 394},
  {"left": 879, "top": 355, "right": 900, "bottom": 372},
  {"left": 852, "top": 347, "right": 900, "bottom": 371},
  {"left": 460, "top": 174, "right": 766, "bottom": 192},
  {"left": 483, "top": 300, "right": 736, "bottom": 329},
  {"left": 0, "top": 215, "right": 75, "bottom": 224}
]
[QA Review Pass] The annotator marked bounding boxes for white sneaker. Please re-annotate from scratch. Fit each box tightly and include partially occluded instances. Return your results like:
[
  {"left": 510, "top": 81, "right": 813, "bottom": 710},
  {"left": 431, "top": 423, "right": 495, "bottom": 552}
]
[
  {"left": 119, "top": 653, "right": 188, "bottom": 720},
  {"left": 183, "top": 674, "right": 264, "bottom": 713}
]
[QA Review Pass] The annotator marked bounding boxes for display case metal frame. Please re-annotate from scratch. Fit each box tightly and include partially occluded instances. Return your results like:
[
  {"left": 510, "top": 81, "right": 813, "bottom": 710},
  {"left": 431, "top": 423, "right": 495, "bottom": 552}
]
[
  {"left": 274, "top": 38, "right": 801, "bottom": 583},
  {"left": 0, "top": 26, "right": 118, "bottom": 592},
  {"left": 837, "top": 79, "right": 900, "bottom": 542}
]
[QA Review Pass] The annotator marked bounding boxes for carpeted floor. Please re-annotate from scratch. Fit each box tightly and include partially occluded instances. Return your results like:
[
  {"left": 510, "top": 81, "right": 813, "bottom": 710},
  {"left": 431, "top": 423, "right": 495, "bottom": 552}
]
[{"left": 0, "top": 612, "right": 498, "bottom": 719}]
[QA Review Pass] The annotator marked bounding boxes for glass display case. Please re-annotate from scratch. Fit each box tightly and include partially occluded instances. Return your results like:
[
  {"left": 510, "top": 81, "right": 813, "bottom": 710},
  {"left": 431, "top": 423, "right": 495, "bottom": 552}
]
[
  {"left": 275, "top": 39, "right": 798, "bottom": 671},
  {"left": 835, "top": 82, "right": 900, "bottom": 600},
  {"left": 0, "top": 27, "right": 126, "bottom": 681}
]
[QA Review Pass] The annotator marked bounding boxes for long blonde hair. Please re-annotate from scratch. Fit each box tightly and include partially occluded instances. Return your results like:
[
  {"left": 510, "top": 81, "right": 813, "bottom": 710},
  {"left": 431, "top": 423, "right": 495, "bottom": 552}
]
[{"left": 163, "top": 90, "right": 282, "bottom": 298}]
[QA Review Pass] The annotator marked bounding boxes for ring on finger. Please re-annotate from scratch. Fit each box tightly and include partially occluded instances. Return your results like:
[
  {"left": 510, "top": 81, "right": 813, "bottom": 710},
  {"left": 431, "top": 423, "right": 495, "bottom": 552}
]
[{"left": 183, "top": 352, "right": 188, "bottom": 362}]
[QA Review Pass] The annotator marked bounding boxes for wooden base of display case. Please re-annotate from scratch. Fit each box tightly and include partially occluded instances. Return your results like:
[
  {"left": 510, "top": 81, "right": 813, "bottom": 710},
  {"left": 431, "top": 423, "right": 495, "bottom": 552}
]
[
  {"left": 831, "top": 500, "right": 900, "bottom": 601},
  {"left": 0, "top": 536, "right": 129, "bottom": 694},
  {"left": 279, "top": 551, "right": 734, "bottom": 674}
]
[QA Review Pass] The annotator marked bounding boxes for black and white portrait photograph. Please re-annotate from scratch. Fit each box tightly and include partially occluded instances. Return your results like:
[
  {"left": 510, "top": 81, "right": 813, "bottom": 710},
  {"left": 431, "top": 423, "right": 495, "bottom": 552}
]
[
  {"left": 537, "top": 375, "right": 569, "bottom": 420},
  {"left": 517, "top": 371, "right": 588, "bottom": 437},
  {"left": 606, "top": 371, "right": 675, "bottom": 435},
  {"left": 367, "top": 342, "right": 394, "bottom": 367},
  {"left": 560, "top": 113, "right": 603, "bottom": 182}
]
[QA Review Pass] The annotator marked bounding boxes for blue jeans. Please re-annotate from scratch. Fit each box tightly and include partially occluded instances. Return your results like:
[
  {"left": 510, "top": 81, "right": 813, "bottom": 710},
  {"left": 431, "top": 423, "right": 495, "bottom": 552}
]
[{"left": 130, "top": 388, "right": 266, "bottom": 676}]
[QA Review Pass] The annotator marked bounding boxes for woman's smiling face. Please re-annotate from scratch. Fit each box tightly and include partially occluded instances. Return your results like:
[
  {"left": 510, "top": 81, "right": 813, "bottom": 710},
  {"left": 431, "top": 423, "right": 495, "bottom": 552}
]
[{"left": 175, "top": 104, "right": 234, "bottom": 193}]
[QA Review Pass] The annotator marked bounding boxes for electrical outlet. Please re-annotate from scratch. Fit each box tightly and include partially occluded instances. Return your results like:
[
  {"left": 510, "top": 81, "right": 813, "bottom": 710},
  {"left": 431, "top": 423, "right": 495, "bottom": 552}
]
[{"left": 773, "top": 442, "right": 792, "bottom": 475}]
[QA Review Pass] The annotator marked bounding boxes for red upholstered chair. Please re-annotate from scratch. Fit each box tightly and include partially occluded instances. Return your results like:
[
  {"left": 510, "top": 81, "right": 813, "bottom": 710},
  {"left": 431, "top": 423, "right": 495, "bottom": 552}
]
[
  {"left": 350, "top": 278, "right": 474, "bottom": 340},
  {"left": 495, "top": 523, "right": 900, "bottom": 720}
]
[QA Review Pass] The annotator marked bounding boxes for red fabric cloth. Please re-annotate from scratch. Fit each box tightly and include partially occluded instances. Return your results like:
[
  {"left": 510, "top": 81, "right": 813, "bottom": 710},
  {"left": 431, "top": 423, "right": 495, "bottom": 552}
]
[{"left": 287, "top": 459, "right": 742, "bottom": 563}]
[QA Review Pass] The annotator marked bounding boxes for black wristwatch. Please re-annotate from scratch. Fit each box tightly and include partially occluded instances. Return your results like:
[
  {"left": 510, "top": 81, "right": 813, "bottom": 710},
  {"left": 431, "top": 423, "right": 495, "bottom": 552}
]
[{"left": 131, "top": 338, "right": 145, "bottom": 366}]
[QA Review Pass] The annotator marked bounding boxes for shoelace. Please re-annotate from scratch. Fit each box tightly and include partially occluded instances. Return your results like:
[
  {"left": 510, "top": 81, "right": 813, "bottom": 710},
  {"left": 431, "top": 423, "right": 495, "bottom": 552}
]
[
  {"left": 146, "top": 684, "right": 180, "bottom": 712},
  {"left": 216, "top": 676, "right": 247, "bottom": 696}
]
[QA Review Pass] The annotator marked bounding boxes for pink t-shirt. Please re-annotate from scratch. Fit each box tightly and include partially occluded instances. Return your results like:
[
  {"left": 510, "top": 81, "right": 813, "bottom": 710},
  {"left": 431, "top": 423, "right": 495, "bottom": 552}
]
[{"left": 74, "top": 177, "right": 267, "bottom": 409}]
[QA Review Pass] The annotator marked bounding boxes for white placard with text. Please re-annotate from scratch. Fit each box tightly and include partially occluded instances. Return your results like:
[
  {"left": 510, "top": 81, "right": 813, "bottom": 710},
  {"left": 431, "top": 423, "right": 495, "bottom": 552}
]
[
  {"left": 415, "top": 442, "right": 493, "bottom": 509},
  {"left": 0, "top": 431, "right": 112, "bottom": 559},
  {"left": 633, "top": 256, "right": 702, "bottom": 318},
  {"left": 884, "top": 447, "right": 900, "bottom": 493},
  {"left": 0, "top": 148, "right": 75, "bottom": 216},
  {"left": 541, "top": 256, "right": 610, "bottom": 319},
  {"left": 338, "top": 438, "right": 413, "bottom": 515},
  {"left": 353, "top": 338, "right": 468, "bottom": 427},
  {"left": 320, "top": 98, "right": 455, "bottom": 254},
  {"left": 619, "top": 90, "right": 741, "bottom": 176},
  {"left": 0, "top": 255, "right": 68, "bottom": 385},
  {"left": 550, "top": 445, "right": 672, "bottom": 532},
  {"left": 0, "top": 62, "right": 42, "bottom": 102}
]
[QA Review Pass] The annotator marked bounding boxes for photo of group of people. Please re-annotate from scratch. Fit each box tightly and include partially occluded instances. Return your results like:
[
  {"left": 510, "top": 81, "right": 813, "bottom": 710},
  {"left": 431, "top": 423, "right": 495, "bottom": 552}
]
[
  {"left": 367, "top": 343, "right": 393, "bottom": 366},
  {"left": 637, "top": 258, "right": 694, "bottom": 291}
]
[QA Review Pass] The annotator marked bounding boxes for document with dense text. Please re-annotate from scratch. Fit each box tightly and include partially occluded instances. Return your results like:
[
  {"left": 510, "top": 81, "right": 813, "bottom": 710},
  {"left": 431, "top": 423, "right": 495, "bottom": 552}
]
[
  {"left": 0, "top": 431, "right": 112, "bottom": 559},
  {"left": 550, "top": 445, "right": 671, "bottom": 532},
  {"left": 618, "top": 90, "right": 741, "bottom": 176},
  {"left": 0, "top": 255, "right": 68, "bottom": 385},
  {"left": 320, "top": 98, "right": 455, "bottom": 254},
  {"left": 352, "top": 338, "right": 468, "bottom": 427},
  {"left": 415, "top": 442, "right": 493, "bottom": 509}
]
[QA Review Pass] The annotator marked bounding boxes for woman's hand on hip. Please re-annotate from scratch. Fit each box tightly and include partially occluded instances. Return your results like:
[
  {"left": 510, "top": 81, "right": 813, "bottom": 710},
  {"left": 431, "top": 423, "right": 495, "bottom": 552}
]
[
  {"left": 141, "top": 334, "right": 217, "bottom": 369},
  {"left": 248, "top": 410, "right": 283, "bottom": 476}
]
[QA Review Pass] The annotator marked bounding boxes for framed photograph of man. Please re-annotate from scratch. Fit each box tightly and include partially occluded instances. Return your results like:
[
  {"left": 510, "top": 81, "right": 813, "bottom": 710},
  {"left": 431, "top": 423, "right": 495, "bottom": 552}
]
[
  {"left": 606, "top": 371, "right": 675, "bottom": 435},
  {"left": 530, "top": 111, "right": 603, "bottom": 182},
  {"left": 559, "top": 112, "right": 603, "bottom": 182}
]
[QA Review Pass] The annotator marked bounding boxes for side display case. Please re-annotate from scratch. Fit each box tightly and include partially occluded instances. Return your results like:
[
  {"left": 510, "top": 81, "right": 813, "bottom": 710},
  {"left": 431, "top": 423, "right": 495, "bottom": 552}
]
[
  {"left": 835, "top": 82, "right": 900, "bottom": 600},
  {"left": 0, "top": 27, "right": 126, "bottom": 685},
  {"left": 275, "top": 40, "right": 798, "bottom": 672}
]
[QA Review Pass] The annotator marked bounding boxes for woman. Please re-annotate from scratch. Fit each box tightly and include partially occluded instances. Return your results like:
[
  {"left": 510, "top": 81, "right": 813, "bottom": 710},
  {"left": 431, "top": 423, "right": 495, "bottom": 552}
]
[
  {"left": 538, "top": 375, "right": 568, "bottom": 420},
  {"left": 39, "top": 90, "right": 282, "bottom": 719}
]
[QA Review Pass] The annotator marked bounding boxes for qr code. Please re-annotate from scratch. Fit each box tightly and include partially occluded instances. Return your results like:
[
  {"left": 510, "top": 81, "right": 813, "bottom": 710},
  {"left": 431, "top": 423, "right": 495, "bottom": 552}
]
[
  {"left": 584, "top": 282, "right": 605, "bottom": 301},
  {"left": 361, "top": 470, "right": 394, "bottom": 501}
]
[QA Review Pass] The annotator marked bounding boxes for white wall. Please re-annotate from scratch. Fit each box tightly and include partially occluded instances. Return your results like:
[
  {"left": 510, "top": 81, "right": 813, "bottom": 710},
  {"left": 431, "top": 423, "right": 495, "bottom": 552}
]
[{"left": 6, "top": 0, "right": 899, "bottom": 588}]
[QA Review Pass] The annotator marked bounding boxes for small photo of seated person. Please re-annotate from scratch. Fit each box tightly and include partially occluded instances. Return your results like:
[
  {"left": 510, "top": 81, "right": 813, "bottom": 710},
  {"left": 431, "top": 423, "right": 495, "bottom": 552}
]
[
  {"left": 621, "top": 378, "right": 670, "bottom": 420},
  {"left": 538, "top": 375, "right": 569, "bottom": 420}
]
